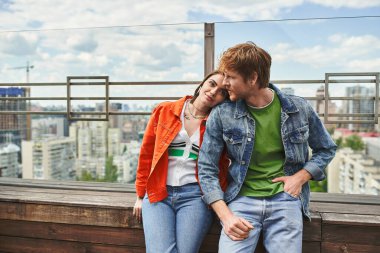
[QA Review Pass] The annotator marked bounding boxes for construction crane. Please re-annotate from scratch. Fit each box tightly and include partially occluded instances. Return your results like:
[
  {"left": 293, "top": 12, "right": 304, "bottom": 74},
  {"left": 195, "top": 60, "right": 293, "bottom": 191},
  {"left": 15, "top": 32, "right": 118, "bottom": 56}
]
[{"left": 8, "top": 61, "right": 34, "bottom": 83}]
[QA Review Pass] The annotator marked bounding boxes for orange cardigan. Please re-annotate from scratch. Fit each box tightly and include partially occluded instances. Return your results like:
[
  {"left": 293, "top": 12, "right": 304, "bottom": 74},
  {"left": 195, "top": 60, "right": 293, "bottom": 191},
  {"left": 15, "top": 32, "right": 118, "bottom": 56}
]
[{"left": 135, "top": 96, "right": 229, "bottom": 203}]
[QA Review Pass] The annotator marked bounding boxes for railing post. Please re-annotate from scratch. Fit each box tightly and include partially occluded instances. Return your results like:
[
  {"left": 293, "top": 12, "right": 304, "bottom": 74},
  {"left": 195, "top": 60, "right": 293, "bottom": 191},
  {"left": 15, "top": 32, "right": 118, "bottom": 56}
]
[{"left": 204, "top": 23, "right": 215, "bottom": 76}]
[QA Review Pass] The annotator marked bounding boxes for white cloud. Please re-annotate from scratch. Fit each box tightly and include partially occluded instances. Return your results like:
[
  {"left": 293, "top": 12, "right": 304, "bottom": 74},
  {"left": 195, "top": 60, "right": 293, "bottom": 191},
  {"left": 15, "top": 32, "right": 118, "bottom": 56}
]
[
  {"left": 308, "top": 0, "right": 380, "bottom": 9},
  {"left": 192, "top": 0, "right": 303, "bottom": 20},
  {"left": 0, "top": 0, "right": 379, "bottom": 93},
  {"left": 182, "top": 72, "right": 201, "bottom": 80},
  {"left": 346, "top": 58, "right": 380, "bottom": 71},
  {"left": 0, "top": 0, "right": 308, "bottom": 32},
  {"left": 67, "top": 34, "right": 98, "bottom": 52},
  {"left": 0, "top": 33, "right": 39, "bottom": 56},
  {"left": 271, "top": 34, "right": 380, "bottom": 70}
]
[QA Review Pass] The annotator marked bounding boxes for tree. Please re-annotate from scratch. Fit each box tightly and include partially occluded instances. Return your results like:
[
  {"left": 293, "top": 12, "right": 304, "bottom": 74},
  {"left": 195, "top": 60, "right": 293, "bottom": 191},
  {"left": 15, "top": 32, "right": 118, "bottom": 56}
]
[
  {"left": 343, "top": 134, "right": 365, "bottom": 151},
  {"left": 309, "top": 179, "right": 327, "bottom": 192},
  {"left": 78, "top": 170, "right": 96, "bottom": 181},
  {"left": 100, "top": 156, "right": 118, "bottom": 182},
  {"left": 335, "top": 137, "right": 343, "bottom": 149},
  {"left": 77, "top": 156, "right": 119, "bottom": 182}
]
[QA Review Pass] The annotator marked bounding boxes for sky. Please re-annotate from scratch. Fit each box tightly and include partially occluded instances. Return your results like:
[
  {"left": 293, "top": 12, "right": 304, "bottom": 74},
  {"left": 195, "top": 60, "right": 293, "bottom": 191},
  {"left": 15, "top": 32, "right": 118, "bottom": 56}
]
[{"left": 0, "top": 0, "right": 379, "bottom": 104}]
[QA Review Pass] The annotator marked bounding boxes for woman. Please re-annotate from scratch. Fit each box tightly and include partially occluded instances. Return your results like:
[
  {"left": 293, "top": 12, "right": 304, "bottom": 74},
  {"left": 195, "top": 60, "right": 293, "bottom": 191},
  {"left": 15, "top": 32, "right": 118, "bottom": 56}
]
[{"left": 133, "top": 71, "right": 229, "bottom": 253}]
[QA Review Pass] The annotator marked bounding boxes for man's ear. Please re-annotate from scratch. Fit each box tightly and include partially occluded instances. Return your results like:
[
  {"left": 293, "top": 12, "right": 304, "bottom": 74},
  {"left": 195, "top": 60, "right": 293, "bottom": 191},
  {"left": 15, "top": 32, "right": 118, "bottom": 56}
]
[{"left": 249, "top": 72, "right": 258, "bottom": 87}]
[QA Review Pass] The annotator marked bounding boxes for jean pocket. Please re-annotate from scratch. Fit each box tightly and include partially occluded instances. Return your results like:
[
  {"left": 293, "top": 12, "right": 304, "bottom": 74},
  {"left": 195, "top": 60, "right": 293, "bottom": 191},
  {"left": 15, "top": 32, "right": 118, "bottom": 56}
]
[{"left": 284, "top": 191, "right": 299, "bottom": 200}]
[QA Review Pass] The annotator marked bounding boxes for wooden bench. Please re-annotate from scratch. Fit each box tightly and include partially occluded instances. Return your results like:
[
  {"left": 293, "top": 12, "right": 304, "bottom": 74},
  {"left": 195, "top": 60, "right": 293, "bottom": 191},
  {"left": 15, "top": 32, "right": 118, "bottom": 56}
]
[{"left": 0, "top": 178, "right": 379, "bottom": 253}]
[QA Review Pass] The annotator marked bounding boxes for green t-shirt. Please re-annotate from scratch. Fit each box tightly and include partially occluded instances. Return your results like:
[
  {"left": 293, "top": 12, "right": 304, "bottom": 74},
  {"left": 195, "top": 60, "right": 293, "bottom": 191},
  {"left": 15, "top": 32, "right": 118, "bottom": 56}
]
[{"left": 239, "top": 91, "right": 285, "bottom": 197}]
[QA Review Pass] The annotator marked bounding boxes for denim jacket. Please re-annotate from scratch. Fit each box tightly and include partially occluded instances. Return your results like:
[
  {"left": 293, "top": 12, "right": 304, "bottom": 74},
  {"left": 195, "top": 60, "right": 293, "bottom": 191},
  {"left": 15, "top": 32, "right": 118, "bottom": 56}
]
[{"left": 198, "top": 84, "right": 337, "bottom": 219}]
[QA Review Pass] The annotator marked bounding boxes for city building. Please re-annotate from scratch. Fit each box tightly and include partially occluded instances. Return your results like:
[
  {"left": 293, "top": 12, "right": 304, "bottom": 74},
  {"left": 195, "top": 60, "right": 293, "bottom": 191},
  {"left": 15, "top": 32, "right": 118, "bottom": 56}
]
[
  {"left": 108, "top": 128, "right": 121, "bottom": 157},
  {"left": 315, "top": 85, "right": 338, "bottom": 128},
  {"left": 21, "top": 136, "right": 76, "bottom": 180},
  {"left": 344, "top": 85, "right": 375, "bottom": 132},
  {"left": 114, "top": 140, "right": 141, "bottom": 183},
  {"left": 31, "top": 117, "right": 67, "bottom": 139},
  {"left": 329, "top": 148, "right": 380, "bottom": 195},
  {"left": 365, "top": 137, "right": 380, "bottom": 162},
  {"left": 0, "top": 87, "right": 31, "bottom": 159},
  {"left": 0, "top": 143, "right": 20, "bottom": 178}
]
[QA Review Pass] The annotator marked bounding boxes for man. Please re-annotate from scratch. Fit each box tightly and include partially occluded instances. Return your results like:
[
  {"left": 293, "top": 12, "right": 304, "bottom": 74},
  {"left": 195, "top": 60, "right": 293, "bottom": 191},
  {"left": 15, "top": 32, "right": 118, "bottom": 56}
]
[{"left": 198, "top": 42, "right": 337, "bottom": 253}]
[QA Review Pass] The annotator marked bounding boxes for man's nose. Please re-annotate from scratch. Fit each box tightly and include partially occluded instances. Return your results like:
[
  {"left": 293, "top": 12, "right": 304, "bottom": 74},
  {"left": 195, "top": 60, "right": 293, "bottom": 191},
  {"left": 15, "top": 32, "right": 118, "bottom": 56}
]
[{"left": 223, "top": 77, "right": 229, "bottom": 88}]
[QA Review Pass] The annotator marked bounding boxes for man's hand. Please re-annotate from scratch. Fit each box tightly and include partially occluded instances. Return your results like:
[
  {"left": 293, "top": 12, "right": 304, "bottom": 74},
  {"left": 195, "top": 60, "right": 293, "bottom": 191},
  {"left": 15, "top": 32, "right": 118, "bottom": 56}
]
[
  {"left": 211, "top": 200, "right": 253, "bottom": 241},
  {"left": 272, "top": 169, "right": 312, "bottom": 198},
  {"left": 133, "top": 197, "right": 143, "bottom": 223},
  {"left": 221, "top": 213, "right": 253, "bottom": 241}
]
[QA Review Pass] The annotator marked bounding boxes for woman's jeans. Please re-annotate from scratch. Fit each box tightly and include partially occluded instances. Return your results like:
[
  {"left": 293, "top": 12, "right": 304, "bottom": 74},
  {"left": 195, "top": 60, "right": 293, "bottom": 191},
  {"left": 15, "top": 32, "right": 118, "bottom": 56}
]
[
  {"left": 219, "top": 192, "right": 303, "bottom": 253},
  {"left": 142, "top": 183, "right": 213, "bottom": 253}
]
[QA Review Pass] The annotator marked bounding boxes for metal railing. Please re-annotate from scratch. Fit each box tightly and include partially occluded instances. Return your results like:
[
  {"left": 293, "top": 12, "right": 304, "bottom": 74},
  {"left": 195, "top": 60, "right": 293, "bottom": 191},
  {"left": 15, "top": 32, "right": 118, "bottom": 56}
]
[{"left": 0, "top": 72, "right": 379, "bottom": 124}]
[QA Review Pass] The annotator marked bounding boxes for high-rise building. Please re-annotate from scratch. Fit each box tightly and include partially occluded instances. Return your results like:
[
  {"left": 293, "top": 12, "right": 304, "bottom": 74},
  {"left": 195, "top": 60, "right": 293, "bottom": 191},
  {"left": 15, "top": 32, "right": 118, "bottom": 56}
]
[
  {"left": 330, "top": 148, "right": 380, "bottom": 195},
  {"left": 0, "top": 143, "right": 20, "bottom": 178},
  {"left": 366, "top": 138, "right": 380, "bottom": 162},
  {"left": 315, "top": 85, "right": 338, "bottom": 127},
  {"left": 21, "top": 136, "right": 76, "bottom": 180},
  {"left": 0, "top": 87, "right": 31, "bottom": 158},
  {"left": 108, "top": 128, "right": 121, "bottom": 157},
  {"left": 31, "top": 117, "right": 66, "bottom": 140},
  {"left": 344, "top": 85, "right": 375, "bottom": 132}
]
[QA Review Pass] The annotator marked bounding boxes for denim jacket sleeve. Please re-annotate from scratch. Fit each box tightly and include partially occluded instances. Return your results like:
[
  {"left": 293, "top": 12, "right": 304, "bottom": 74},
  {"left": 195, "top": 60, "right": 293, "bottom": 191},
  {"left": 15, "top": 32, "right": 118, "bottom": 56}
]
[
  {"left": 198, "top": 106, "right": 226, "bottom": 205},
  {"left": 303, "top": 103, "right": 337, "bottom": 181}
]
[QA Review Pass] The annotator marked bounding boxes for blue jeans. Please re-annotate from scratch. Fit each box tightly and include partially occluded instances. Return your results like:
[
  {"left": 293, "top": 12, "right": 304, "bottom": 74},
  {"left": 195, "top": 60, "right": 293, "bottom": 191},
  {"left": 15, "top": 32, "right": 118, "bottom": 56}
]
[
  {"left": 219, "top": 192, "right": 303, "bottom": 253},
  {"left": 142, "top": 183, "right": 213, "bottom": 253}
]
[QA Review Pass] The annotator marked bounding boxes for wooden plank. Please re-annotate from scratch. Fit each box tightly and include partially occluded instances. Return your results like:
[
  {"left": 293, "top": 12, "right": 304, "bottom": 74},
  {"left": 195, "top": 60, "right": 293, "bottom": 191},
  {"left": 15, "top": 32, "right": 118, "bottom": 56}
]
[
  {"left": 0, "top": 202, "right": 141, "bottom": 229},
  {"left": 322, "top": 242, "right": 380, "bottom": 253},
  {"left": 321, "top": 213, "right": 380, "bottom": 226},
  {"left": 0, "top": 177, "right": 135, "bottom": 192},
  {"left": 0, "top": 235, "right": 145, "bottom": 253},
  {"left": 310, "top": 202, "right": 380, "bottom": 216},
  {"left": 303, "top": 242, "right": 321, "bottom": 253},
  {"left": 0, "top": 219, "right": 145, "bottom": 246},
  {"left": 0, "top": 186, "right": 136, "bottom": 208},
  {"left": 311, "top": 192, "right": 380, "bottom": 205},
  {"left": 322, "top": 224, "right": 379, "bottom": 246},
  {"left": 304, "top": 212, "right": 322, "bottom": 241}
]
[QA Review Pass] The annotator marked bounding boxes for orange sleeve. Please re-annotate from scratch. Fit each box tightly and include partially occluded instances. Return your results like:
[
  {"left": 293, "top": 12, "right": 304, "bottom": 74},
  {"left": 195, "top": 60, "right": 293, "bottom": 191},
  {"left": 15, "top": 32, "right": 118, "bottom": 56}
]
[{"left": 135, "top": 106, "right": 161, "bottom": 198}]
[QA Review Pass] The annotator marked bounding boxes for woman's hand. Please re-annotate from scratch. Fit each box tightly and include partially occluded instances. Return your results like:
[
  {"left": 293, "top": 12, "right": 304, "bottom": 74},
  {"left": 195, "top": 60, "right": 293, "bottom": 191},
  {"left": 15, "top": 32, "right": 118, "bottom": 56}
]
[{"left": 133, "top": 197, "right": 143, "bottom": 223}]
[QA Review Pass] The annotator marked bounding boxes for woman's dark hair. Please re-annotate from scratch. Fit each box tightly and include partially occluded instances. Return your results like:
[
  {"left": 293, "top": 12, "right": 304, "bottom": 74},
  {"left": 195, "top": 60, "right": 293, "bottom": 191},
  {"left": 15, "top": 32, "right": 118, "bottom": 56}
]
[{"left": 190, "top": 70, "right": 223, "bottom": 103}]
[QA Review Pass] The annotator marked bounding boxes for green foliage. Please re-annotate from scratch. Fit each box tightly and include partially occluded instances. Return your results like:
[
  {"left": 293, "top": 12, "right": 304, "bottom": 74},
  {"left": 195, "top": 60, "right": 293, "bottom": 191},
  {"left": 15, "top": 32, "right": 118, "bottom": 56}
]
[
  {"left": 100, "top": 156, "right": 118, "bottom": 182},
  {"left": 78, "top": 170, "right": 96, "bottom": 181},
  {"left": 335, "top": 137, "right": 343, "bottom": 149},
  {"left": 77, "top": 156, "right": 118, "bottom": 182},
  {"left": 327, "top": 127, "right": 335, "bottom": 135},
  {"left": 309, "top": 179, "right": 327, "bottom": 192},
  {"left": 343, "top": 134, "right": 365, "bottom": 151}
]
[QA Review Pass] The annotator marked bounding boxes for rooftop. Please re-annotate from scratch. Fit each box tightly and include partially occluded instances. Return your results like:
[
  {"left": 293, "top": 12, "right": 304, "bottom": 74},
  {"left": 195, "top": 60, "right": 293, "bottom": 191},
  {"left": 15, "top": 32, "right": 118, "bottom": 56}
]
[{"left": 1, "top": 178, "right": 379, "bottom": 253}]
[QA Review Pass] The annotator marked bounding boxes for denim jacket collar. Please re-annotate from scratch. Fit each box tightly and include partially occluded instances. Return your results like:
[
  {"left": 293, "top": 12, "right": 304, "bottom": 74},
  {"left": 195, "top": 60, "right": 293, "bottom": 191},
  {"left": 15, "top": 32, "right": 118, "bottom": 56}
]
[{"left": 233, "top": 83, "right": 299, "bottom": 119}]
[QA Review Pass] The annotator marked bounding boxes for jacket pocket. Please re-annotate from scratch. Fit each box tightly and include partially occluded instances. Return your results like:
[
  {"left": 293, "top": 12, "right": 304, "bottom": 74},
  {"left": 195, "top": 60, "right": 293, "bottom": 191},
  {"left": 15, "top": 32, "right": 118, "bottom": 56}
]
[
  {"left": 289, "top": 125, "right": 309, "bottom": 143},
  {"left": 286, "top": 125, "right": 309, "bottom": 164},
  {"left": 223, "top": 128, "right": 244, "bottom": 158},
  {"left": 223, "top": 128, "right": 244, "bottom": 145}
]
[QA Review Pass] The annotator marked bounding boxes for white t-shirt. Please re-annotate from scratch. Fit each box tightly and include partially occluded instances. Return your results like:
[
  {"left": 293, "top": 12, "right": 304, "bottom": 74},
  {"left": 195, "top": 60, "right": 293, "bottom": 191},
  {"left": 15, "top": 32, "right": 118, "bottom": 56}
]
[{"left": 166, "top": 100, "right": 200, "bottom": 186}]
